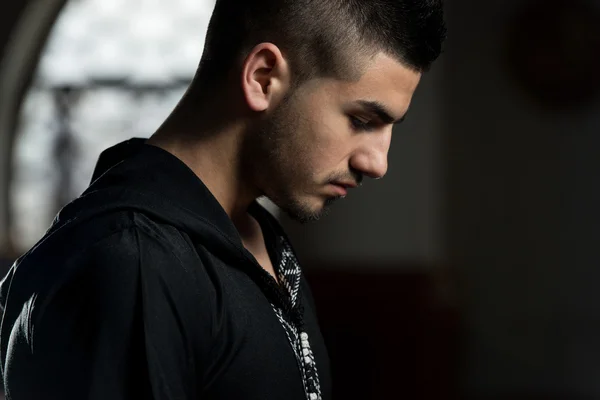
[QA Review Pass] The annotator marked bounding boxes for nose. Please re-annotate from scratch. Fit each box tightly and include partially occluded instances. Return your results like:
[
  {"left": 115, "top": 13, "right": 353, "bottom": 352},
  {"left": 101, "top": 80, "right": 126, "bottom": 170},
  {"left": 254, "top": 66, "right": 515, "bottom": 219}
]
[{"left": 349, "top": 129, "right": 391, "bottom": 180}]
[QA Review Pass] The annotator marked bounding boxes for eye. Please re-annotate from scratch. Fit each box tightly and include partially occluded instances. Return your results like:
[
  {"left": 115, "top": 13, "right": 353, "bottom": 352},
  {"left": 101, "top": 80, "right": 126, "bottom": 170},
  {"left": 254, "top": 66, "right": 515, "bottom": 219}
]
[{"left": 349, "top": 116, "right": 375, "bottom": 132}]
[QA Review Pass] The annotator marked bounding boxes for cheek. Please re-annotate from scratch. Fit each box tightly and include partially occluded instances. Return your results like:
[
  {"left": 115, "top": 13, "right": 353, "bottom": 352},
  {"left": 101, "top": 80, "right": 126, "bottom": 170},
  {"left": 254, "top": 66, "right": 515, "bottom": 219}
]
[
  {"left": 299, "top": 121, "right": 336, "bottom": 166},
  {"left": 309, "top": 113, "right": 351, "bottom": 163},
  {"left": 288, "top": 93, "right": 351, "bottom": 178}
]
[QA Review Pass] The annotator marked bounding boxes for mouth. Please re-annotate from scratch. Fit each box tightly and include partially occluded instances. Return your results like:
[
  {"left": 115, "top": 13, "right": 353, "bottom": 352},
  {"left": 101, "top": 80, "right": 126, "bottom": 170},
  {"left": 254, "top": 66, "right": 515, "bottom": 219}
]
[{"left": 329, "top": 181, "right": 358, "bottom": 197}]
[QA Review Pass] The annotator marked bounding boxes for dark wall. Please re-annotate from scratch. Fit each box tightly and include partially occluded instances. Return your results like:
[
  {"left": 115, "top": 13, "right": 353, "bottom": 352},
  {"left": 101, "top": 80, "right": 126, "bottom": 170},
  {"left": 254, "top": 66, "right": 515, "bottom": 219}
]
[
  {"left": 443, "top": 0, "right": 600, "bottom": 397},
  {"left": 0, "top": 3, "right": 29, "bottom": 57},
  {"left": 0, "top": 1, "right": 28, "bottom": 264}
]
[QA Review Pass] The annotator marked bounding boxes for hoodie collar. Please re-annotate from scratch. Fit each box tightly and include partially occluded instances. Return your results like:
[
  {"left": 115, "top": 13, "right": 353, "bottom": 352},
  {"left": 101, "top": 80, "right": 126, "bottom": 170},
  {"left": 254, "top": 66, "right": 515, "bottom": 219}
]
[
  {"left": 86, "top": 139, "right": 300, "bottom": 317},
  {"left": 87, "top": 138, "right": 243, "bottom": 248}
]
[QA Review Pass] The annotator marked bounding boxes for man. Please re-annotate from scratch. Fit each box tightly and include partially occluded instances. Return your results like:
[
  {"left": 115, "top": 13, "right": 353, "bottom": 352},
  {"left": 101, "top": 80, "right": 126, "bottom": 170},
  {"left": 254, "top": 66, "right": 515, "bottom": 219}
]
[{"left": 0, "top": 0, "right": 445, "bottom": 399}]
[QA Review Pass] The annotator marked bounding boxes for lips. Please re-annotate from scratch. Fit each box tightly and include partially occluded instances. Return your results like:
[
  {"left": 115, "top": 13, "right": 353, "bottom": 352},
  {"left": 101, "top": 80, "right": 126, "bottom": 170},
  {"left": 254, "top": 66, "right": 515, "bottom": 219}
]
[
  {"left": 333, "top": 181, "right": 358, "bottom": 189},
  {"left": 330, "top": 184, "right": 348, "bottom": 196},
  {"left": 329, "top": 181, "right": 357, "bottom": 197}
]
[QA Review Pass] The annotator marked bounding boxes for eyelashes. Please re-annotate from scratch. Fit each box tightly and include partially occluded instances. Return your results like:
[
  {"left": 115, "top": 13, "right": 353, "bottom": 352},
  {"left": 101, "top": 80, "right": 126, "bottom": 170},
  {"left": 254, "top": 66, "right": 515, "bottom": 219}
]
[{"left": 349, "top": 116, "right": 376, "bottom": 132}]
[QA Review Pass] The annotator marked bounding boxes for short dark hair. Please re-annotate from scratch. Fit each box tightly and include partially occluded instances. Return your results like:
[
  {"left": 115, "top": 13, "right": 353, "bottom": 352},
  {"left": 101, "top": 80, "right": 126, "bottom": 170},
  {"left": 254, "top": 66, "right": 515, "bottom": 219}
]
[{"left": 196, "top": 0, "right": 446, "bottom": 87}]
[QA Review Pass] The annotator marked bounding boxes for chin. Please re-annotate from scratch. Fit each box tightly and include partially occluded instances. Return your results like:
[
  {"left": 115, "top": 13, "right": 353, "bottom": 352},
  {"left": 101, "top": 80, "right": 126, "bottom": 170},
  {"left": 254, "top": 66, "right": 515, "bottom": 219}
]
[
  {"left": 278, "top": 195, "right": 341, "bottom": 224},
  {"left": 284, "top": 208, "right": 325, "bottom": 224}
]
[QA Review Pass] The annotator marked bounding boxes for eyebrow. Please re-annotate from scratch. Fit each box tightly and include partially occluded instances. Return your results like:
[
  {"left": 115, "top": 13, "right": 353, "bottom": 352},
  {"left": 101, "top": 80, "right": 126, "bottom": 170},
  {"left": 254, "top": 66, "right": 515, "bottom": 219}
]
[{"left": 354, "top": 100, "right": 406, "bottom": 125}]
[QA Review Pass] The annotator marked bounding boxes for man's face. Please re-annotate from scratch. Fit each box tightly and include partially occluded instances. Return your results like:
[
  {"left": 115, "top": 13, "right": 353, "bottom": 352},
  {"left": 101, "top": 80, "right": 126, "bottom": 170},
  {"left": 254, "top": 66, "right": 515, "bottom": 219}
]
[{"left": 250, "top": 52, "right": 421, "bottom": 223}]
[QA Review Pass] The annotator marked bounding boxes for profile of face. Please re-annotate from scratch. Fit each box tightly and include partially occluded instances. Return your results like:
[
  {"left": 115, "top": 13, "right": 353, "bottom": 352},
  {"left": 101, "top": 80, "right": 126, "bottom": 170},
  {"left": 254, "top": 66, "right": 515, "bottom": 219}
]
[{"left": 245, "top": 50, "right": 421, "bottom": 223}]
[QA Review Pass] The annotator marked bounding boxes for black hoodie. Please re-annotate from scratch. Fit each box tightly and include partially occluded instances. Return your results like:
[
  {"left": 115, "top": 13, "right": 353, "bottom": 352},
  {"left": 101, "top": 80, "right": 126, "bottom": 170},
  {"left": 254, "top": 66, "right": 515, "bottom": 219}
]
[{"left": 0, "top": 139, "right": 331, "bottom": 400}]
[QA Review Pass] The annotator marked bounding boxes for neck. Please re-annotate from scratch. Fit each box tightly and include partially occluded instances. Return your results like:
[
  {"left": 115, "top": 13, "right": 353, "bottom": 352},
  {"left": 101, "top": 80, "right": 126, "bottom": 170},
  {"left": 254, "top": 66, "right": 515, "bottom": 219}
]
[{"left": 147, "top": 102, "right": 260, "bottom": 224}]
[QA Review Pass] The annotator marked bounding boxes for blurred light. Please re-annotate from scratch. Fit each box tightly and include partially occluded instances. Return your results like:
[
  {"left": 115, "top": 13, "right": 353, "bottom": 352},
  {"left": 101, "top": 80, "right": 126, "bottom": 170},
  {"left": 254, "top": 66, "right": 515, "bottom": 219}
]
[{"left": 11, "top": 0, "right": 216, "bottom": 250}]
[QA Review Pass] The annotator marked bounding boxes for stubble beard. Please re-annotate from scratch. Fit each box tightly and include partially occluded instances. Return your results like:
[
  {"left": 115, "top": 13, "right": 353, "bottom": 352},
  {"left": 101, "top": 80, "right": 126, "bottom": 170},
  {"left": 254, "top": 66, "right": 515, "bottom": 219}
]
[{"left": 246, "top": 94, "right": 342, "bottom": 224}]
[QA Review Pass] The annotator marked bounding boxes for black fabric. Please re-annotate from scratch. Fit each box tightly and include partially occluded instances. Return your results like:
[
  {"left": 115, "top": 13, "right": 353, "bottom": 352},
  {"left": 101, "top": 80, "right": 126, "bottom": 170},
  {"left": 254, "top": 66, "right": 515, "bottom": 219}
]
[{"left": 0, "top": 139, "right": 331, "bottom": 400}]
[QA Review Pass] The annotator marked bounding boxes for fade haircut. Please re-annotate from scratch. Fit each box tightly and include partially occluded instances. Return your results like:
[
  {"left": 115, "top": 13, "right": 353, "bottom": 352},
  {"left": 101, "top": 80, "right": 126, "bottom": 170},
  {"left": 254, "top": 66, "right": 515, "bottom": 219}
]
[{"left": 195, "top": 0, "right": 446, "bottom": 89}]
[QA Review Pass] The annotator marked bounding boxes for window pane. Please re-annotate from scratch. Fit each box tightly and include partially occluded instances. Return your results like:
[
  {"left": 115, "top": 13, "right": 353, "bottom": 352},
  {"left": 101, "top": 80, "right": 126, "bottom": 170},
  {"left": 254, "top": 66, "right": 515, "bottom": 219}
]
[{"left": 11, "top": 0, "right": 215, "bottom": 251}]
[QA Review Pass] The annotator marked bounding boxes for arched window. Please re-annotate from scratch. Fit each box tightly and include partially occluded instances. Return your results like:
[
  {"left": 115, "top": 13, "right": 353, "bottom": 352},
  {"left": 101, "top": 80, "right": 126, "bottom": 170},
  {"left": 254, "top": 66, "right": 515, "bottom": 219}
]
[{"left": 9, "top": 0, "right": 216, "bottom": 252}]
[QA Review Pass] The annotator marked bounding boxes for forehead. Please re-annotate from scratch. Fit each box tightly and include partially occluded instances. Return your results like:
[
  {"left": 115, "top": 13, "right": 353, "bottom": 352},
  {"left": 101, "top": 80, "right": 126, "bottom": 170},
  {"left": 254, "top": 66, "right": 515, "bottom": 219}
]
[
  {"left": 343, "top": 53, "right": 421, "bottom": 113},
  {"left": 302, "top": 53, "right": 422, "bottom": 117}
]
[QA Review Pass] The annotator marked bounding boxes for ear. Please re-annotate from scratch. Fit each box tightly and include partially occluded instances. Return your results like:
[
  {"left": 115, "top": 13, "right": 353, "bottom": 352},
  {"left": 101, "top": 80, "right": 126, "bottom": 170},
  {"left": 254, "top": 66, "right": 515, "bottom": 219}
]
[{"left": 241, "top": 43, "right": 291, "bottom": 112}]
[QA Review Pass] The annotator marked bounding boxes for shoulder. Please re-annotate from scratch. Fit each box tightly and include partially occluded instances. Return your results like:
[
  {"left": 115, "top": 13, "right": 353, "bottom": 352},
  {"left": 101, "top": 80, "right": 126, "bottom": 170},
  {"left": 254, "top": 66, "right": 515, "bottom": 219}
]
[
  {"left": 9, "top": 209, "right": 207, "bottom": 306},
  {"left": 49, "top": 208, "right": 195, "bottom": 267},
  {"left": 74, "top": 212, "right": 213, "bottom": 301},
  {"left": 22, "top": 211, "right": 217, "bottom": 341}
]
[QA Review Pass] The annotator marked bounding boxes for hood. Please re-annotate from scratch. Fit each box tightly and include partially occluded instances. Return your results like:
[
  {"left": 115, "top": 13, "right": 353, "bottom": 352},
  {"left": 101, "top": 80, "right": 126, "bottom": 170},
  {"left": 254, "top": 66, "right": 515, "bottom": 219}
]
[
  {"left": 1, "top": 138, "right": 293, "bottom": 313},
  {"left": 61, "top": 138, "right": 251, "bottom": 265},
  {"left": 82, "top": 140, "right": 294, "bottom": 315}
]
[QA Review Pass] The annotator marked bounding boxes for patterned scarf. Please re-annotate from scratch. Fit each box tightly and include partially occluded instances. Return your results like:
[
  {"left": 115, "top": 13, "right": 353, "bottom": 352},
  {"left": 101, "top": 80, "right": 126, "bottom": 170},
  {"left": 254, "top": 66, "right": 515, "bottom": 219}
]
[{"left": 270, "top": 236, "right": 322, "bottom": 400}]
